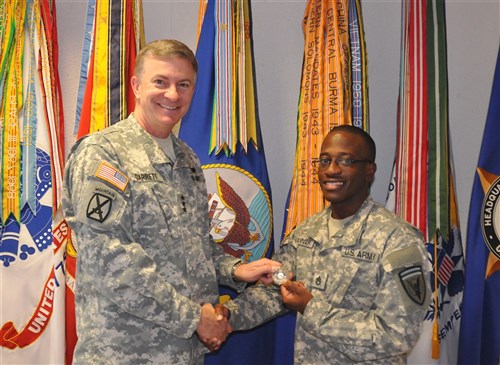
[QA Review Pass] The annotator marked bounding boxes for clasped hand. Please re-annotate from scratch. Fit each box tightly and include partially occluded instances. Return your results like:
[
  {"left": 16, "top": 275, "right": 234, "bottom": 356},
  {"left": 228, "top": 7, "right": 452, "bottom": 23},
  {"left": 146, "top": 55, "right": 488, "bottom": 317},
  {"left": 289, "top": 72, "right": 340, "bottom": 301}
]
[
  {"left": 196, "top": 258, "right": 281, "bottom": 351},
  {"left": 196, "top": 303, "right": 231, "bottom": 352}
]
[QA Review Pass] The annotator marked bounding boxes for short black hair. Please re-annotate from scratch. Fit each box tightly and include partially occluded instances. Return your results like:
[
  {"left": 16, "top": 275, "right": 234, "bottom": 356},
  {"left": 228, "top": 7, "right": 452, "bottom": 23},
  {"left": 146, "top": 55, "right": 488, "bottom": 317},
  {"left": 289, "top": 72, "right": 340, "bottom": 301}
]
[{"left": 329, "top": 125, "right": 376, "bottom": 161}]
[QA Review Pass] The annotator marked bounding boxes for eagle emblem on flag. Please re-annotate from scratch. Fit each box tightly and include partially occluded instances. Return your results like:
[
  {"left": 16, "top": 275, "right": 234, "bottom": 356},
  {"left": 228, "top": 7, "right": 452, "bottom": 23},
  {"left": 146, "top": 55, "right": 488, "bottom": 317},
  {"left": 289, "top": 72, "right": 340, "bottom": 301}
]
[{"left": 204, "top": 165, "right": 272, "bottom": 262}]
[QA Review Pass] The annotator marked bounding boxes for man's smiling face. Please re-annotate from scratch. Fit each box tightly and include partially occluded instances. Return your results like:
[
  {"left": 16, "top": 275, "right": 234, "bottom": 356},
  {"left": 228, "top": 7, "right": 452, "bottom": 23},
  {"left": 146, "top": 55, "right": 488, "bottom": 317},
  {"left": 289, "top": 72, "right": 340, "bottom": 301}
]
[
  {"left": 318, "top": 129, "right": 376, "bottom": 219},
  {"left": 131, "top": 56, "right": 195, "bottom": 137}
]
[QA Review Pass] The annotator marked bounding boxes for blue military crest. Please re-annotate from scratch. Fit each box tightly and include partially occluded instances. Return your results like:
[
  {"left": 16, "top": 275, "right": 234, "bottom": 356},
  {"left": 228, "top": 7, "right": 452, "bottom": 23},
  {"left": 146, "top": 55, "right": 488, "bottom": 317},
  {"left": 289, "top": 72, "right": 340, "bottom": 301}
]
[
  {"left": 0, "top": 148, "right": 52, "bottom": 267},
  {"left": 204, "top": 164, "right": 272, "bottom": 262}
]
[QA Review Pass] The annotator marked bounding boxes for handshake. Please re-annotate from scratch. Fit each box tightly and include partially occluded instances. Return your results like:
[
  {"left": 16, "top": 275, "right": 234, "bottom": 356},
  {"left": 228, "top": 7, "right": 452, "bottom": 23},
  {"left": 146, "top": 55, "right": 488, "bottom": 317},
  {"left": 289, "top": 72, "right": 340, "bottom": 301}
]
[
  {"left": 195, "top": 302, "right": 232, "bottom": 352},
  {"left": 195, "top": 258, "right": 313, "bottom": 351}
]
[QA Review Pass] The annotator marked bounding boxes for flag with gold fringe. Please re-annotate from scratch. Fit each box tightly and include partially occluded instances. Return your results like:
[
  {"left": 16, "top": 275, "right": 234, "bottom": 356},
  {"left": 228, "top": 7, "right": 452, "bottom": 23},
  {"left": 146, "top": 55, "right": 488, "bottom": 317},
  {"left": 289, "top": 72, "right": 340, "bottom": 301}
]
[
  {"left": 65, "top": 1, "right": 144, "bottom": 363},
  {"left": 386, "top": 1, "right": 464, "bottom": 364},
  {"left": 178, "top": 1, "right": 275, "bottom": 364},
  {"left": 0, "top": 0, "right": 68, "bottom": 363},
  {"left": 276, "top": 1, "right": 369, "bottom": 363},
  {"left": 457, "top": 45, "right": 500, "bottom": 365}
]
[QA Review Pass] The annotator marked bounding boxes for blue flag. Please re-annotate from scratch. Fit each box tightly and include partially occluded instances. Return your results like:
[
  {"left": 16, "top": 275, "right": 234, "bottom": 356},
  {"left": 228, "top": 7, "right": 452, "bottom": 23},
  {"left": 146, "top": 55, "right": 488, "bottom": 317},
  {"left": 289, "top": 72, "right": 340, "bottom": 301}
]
[
  {"left": 179, "top": 1, "right": 276, "bottom": 363},
  {"left": 457, "top": 46, "right": 500, "bottom": 365}
]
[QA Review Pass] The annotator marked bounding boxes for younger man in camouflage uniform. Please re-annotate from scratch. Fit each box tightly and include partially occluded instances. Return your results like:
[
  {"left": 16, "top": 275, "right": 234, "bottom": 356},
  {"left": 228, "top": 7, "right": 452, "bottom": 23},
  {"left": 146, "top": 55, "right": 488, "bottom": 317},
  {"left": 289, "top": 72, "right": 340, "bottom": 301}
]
[
  {"left": 224, "top": 125, "right": 431, "bottom": 364},
  {"left": 63, "top": 39, "right": 279, "bottom": 364}
]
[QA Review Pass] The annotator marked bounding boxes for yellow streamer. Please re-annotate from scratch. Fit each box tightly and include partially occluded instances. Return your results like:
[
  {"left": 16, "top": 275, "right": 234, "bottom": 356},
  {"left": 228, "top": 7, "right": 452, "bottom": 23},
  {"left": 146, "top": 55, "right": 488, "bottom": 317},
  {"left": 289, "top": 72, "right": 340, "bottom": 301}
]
[
  {"left": 90, "top": 0, "right": 110, "bottom": 134},
  {"left": 2, "top": 1, "right": 26, "bottom": 222}
]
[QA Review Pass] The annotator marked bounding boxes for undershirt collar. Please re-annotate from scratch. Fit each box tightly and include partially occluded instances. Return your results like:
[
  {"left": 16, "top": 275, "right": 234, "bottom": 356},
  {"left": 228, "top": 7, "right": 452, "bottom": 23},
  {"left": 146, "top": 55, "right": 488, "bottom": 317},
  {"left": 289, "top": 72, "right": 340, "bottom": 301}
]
[{"left": 151, "top": 134, "right": 176, "bottom": 163}]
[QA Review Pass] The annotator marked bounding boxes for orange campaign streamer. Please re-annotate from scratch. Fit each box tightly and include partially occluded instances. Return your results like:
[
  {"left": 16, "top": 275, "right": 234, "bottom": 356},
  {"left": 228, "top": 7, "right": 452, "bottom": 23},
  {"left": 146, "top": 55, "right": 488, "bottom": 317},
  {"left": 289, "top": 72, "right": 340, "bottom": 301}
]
[{"left": 284, "top": 0, "right": 358, "bottom": 236}]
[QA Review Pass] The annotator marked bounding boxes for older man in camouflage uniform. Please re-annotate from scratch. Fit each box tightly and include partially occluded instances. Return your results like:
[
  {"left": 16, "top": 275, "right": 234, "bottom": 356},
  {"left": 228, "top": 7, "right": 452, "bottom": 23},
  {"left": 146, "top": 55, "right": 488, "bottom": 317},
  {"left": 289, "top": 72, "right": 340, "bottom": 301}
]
[
  {"left": 224, "top": 125, "right": 431, "bottom": 364},
  {"left": 63, "top": 39, "right": 279, "bottom": 364}
]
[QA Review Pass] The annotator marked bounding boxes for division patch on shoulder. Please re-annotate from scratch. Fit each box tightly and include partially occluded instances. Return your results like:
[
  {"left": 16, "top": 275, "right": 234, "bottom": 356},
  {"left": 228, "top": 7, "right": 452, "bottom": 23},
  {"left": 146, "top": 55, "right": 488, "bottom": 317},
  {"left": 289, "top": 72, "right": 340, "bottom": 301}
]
[
  {"left": 86, "top": 193, "right": 113, "bottom": 223},
  {"left": 398, "top": 265, "right": 426, "bottom": 305}
]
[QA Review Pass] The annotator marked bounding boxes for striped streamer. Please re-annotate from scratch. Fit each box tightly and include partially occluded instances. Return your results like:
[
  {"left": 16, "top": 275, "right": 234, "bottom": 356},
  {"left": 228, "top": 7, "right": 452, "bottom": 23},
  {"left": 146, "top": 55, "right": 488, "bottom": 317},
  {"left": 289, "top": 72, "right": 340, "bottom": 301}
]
[
  {"left": 212, "top": 0, "right": 234, "bottom": 153},
  {"left": 1, "top": 1, "right": 25, "bottom": 222},
  {"left": 427, "top": 0, "right": 450, "bottom": 242},
  {"left": 0, "top": 1, "right": 65, "bottom": 220},
  {"left": 387, "top": 1, "right": 464, "bottom": 363},
  {"left": 0, "top": 1, "right": 14, "bottom": 103},
  {"left": 394, "top": 0, "right": 428, "bottom": 237},
  {"left": 21, "top": 0, "right": 39, "bottom": 213},
  {"left": 282, "top": 0, "right": 369, "bottom": 236},
  {"left": 0, "top": 0, "right": 66, "bottom": 218},
  {"left": 205, "top": 0, "right": 258, "bottom": 155},
  {"left": 73, "top": 0, "right": 95, "bottom": 134},
  {"left": 237, "top": 0, "right": 258, "bottom": 150},
  {"left": 39, "top": 0, "right": 66, "bottom": 212},
  {"left": 89, "top": 1, "right": 110, "bottom": 134},
  {"left": 76, "top": 0, "right": 144, "bottom": 138},
  {"left": 348, "top": 0, "right": 369, "bottom": 131},
  {"left": 235, "top": 0, "right": 247, "bottom": 149}
]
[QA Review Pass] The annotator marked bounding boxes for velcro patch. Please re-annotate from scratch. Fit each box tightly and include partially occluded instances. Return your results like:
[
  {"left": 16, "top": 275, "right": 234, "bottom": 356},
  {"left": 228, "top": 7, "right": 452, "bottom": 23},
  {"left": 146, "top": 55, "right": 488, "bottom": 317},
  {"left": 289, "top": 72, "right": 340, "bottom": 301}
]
[
  {"left": 381, "top": 245, "right": 422, "bottom": 272},
  {"left": 297, "top": 237, "right": 315, "bottom": 248},
  {"left": 130, "top": 171, "right": 163, "bottom": 182},
  {"left": 342, "top": 248, "right": 379, "bottom": 262},
  {"left": 311, "top": 272, "right": 328, "bottom": 291},
  {"left": 95, "top": 161, "right": 129, "bottom": 191},
  {"left": 398, "top": 266, "right": 426, "bottom": 305},
  {"left": 86, "top": 193, "right": 113, "bottom": 223}
]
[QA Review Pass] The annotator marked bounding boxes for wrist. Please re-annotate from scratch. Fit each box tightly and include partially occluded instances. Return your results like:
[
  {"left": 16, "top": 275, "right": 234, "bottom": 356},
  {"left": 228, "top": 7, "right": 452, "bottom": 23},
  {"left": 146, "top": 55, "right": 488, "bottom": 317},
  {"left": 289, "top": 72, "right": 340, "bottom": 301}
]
[{"left": 231, "top": 260, "right": 244, "bottom": 282}]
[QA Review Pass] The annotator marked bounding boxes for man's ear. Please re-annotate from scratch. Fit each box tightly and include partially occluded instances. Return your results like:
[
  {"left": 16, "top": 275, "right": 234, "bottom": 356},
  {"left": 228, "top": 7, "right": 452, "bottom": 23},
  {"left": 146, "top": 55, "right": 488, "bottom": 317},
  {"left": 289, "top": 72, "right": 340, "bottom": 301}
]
[
  {"left": 365, "top": 162, "right": 377, "bottom": 183},
  {"left": 130, "top": 76, "right": 140, "bottom": 98}
]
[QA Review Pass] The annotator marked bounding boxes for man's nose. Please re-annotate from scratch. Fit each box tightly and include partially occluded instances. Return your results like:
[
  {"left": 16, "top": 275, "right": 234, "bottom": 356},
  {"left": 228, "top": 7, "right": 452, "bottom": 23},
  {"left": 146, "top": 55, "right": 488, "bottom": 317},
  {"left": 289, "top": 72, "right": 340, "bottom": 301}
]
[
  {"left": 165, "top": 86, "right": 180, "bottom": 100},
  {"left": 325, "top": 159, "right": 342, "bottom": 173}
]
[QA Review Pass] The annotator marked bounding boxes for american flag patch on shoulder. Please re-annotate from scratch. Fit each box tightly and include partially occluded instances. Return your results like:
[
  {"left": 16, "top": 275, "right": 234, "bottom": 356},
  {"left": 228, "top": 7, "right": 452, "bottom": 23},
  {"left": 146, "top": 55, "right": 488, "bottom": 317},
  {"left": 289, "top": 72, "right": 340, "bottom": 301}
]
[{"left": 95, "top": 161, "right": 129, "bottom": 191}]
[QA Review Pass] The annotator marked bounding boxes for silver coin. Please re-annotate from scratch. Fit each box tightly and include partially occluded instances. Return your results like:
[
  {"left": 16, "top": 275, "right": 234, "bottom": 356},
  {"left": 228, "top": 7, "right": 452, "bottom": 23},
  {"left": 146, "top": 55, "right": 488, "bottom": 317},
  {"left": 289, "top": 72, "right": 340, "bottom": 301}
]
[{"left": 272, "top": 267, "right": 290, "bottom": 286}]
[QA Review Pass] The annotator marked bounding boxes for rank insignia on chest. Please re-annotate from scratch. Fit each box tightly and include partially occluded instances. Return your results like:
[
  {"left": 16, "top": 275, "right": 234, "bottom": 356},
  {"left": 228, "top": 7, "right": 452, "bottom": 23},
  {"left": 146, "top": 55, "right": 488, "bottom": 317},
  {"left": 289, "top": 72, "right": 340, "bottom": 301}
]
[{"left": 312, "top": 272, "right": 328, "bottom": 291}]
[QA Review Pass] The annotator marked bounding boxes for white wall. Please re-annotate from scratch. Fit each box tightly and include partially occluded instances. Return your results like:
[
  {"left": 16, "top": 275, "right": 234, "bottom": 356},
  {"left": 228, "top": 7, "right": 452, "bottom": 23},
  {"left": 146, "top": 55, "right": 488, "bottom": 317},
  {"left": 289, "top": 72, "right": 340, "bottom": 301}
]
[{"left": 57, "top": 0, "right": 500, "bottom": 247}]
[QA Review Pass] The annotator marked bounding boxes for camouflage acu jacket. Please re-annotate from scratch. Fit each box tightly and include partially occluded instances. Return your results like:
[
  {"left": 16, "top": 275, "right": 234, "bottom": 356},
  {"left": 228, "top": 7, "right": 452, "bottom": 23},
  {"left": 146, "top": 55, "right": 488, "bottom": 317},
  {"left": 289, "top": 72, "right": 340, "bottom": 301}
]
[
  {"left": 226, "top": 197, "right": 431, "bottom": 364},
  {"left": 63, "top": 115, "right": 239, "bottom": 364}
]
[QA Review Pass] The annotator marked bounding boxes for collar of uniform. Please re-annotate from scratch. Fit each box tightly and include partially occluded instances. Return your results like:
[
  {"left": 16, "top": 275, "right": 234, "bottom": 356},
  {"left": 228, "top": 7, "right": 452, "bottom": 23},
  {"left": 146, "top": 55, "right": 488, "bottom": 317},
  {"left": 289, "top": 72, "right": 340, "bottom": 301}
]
[
  {"left": 337, "top": 197, "right": 374, "bottom": 248},
  {"left": 304, "top": 197, "right": 375, "bottom": 250},
  {"left": 127, "top": 114, "right": 176, "bottom": 166},
  {"left": 328, "top": 215, "right": 352, "bottom": 237},
  {"left": 302, "top": 207, "right": 334, "bottom": 247}
]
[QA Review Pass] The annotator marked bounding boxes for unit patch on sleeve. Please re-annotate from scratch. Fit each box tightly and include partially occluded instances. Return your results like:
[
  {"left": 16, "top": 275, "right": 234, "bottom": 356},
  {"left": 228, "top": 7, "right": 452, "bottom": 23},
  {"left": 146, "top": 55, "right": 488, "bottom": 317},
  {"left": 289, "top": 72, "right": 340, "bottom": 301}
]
[
  {"left": 95, "top": 161, "right": 129, "bottom": 191},
  {"left": 398, "top": 265, "right": 426, "bottom": 305},
  {"left": 78, "top": 184, "right": 127, "bottom": 230},
  {"left": 87, "top": 193, "right": 113, "bottom": 223}
]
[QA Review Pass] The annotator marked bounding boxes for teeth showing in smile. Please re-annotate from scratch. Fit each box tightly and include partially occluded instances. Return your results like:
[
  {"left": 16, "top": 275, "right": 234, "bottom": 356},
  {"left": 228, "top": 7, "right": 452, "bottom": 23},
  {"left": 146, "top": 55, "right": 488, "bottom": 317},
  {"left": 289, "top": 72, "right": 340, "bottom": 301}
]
[
  {"left": 160, "top": 104, "right": 178, "bottom": 110},
  {"left": 324, "top": 181, "right": 343, "bottom": 188}
]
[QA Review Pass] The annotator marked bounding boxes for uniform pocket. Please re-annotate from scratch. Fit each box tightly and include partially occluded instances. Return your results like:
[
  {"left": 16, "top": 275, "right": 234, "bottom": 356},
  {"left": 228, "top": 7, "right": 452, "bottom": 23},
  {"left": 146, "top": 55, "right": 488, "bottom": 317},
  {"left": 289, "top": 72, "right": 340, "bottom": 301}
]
[{"left": 328, "top": 258, "right": 359, "bottom": 305}]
